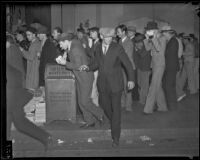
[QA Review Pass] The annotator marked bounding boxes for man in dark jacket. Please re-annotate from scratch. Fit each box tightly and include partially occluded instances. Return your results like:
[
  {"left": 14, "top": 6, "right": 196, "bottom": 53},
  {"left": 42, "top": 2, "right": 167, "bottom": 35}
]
[
  {"left": 88, "top": 27, "right": 102, "bottom": 106},
  {"left": 162, "top": 26, "right": 179, "bottom": 110},
  {"left": 37, "top": 26, "right": 60, "bottom": 88},
  {"left": 79, "top": 28, "right": 135, "bottom": 147},
  {"left": 56, "top": 33, "right": 105, "bottom": 128},
  {"left": 134, "top": 33, "right": 152, "bottom": 105}
]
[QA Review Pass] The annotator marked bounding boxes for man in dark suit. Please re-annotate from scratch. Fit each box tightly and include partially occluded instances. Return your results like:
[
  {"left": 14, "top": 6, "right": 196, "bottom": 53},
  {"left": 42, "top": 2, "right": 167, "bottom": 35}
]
[
  {"left": 79, "top": 28, "right": 135, "bottom": 147},
  {"left": 88, "top": 27, "right": 102, "bottom": 106},
  {"left": 56, "top": 33, "right": 105, "bottom": 128},
  {"left": 6, "top": 62, "right": 54, "bottom": 151},
  {"left": 162, "top": 25, "right": 179, "bottom": 110},
  {"left": 37, "top": 26, "right": 60, "bottom": 88}
]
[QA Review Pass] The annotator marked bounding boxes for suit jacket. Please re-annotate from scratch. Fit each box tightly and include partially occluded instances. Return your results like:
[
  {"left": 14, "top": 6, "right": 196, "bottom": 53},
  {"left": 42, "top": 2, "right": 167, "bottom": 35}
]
[
  {"left": 119, "top": 37, "right": 135, "bottom": 70},
  {"left": 131, "top": 37, "right": 136, "bottom": 66},
  {"left": 66, "top": 39, "right": 94, "bottom": 89},
  {"left": 87, "top": 39, "right": 101, "bottom": 62},
  {"left": 66, "top": 39, "right": 90, "bottom": 70},
  {"left": 165, "top": 36, "right": 179, "bottom": 71},
  {"left": 88, "top": 41, "right": 135, "bottom": 93},
  {"left": 39, "top": 38, "right": 59, "bottom": 86}
]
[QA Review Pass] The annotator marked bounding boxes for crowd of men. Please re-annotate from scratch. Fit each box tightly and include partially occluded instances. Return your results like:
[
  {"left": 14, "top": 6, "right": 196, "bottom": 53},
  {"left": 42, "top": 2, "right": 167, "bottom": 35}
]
[{"left": 6, "top": 20, "right": 199, "bottom": 149}]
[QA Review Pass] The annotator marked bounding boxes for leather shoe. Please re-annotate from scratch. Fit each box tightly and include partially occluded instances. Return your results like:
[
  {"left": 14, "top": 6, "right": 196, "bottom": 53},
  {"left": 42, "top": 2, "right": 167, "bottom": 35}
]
[
  {"left": 112, "top": 140, "right": 119, "bottom": 148},
  {"left": 80, "top": 123, "right": 95, "bottom": 129},
  {"left": 44, "top": 135, "right": 54, "bottom": 152},
  {"left": 143, "top": 112, "right": 153, "bottom": 115}
]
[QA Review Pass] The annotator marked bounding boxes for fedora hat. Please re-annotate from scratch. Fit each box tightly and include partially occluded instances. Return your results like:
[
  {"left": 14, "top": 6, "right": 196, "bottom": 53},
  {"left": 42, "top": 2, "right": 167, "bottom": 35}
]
[
  {"left": 161, "top": 25, "right": 175, "bottom": 32},
  {"left": 127, "top": 26, "right": 136, "bottom": 32},
  {"left": 134, "top": 33, "right": 146, "bottom": 43},
  {"left": 99, "top": 28, "right": 115, "bottom": 38},
  {"left": 182, "top": 34, "right": 191, "bottom": 39},
  {"left": 145, "top": 21, "right": 158, "bottom": 31}
]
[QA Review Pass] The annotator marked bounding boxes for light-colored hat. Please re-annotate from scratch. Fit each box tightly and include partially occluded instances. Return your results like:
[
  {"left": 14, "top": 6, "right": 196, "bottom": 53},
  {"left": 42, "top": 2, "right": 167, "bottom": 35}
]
[
  {"left": 161, "top": 25, "right": 175, "bottom": 32},
  {"left": 127, "top": 26, "right": 136, "bottom": 32},
  {"left": 99, "top": 28, "right": 115, "bottom": 38}
]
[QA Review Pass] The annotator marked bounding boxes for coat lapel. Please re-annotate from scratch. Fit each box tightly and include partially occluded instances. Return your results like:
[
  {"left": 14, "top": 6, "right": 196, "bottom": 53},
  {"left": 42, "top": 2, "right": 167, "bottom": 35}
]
[{"left": 105, "top": 42, "right": 114, "bottom": 57}]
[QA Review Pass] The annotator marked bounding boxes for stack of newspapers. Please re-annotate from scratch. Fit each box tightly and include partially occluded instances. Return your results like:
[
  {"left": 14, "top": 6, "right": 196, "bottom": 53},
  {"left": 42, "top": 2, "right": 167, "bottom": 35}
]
[
  {"left": 35, "top": 102, "right": 46, "bottom": 123},
  {"left": 24, "top": 96, "right": 46, "bottom": 125}
]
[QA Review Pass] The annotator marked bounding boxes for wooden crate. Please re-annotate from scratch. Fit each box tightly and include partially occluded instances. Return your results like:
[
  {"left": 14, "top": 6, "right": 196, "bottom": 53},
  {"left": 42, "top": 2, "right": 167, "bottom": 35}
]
[{"left": 45, "top": 64, "right": 76, "bottom": 123}]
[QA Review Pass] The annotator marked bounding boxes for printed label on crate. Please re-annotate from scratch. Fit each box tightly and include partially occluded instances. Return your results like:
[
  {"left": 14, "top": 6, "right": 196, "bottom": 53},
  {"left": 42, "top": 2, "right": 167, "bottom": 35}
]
[{"left": 48, "top": 91, "right": 72, "bottom": 102}]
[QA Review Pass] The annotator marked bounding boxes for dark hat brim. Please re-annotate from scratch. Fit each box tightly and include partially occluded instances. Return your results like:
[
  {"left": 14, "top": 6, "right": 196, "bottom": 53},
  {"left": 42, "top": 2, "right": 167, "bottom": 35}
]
[{"left": 58, "top": 33, "right": 75, "bottom": 42}]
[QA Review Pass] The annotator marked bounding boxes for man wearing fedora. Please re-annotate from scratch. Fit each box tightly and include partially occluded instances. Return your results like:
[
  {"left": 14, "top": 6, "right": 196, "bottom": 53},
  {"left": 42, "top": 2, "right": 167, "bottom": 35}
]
[
  {"left": 161, "top": 25, "right": 180, "bottom": 109},
  {"left": 79, "top": 28, "right": 135, "bottom": 147},
  {"left": 143, "top": 21, "right": 168, "bottom": 114},
  {"left": 116, "top": 24, "right": 135, "bottom": 112},
  {"left": 127, "top": 26, "right": 140, "bottom": 101},
  {"left": 56, "top": 33, "right": 105, "bottom": 129},
  {"left": 134, "top": 33, "right": 152, "bottom": 105}
]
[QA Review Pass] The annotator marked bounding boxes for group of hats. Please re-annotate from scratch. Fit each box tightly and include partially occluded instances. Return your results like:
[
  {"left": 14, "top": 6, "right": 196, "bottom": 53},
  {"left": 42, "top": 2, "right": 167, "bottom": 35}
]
[{"left": 15, "top": 22, "right": 49, "bottom": 35}]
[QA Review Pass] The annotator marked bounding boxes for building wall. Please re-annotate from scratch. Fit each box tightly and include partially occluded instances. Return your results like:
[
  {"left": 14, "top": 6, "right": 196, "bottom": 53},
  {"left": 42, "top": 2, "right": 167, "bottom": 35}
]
[
  {"left": 25, "top": 5, "right": 51, "bottom": 29},
  {"left": 49, "top": 4, "right": 199, "bottom": 36}
]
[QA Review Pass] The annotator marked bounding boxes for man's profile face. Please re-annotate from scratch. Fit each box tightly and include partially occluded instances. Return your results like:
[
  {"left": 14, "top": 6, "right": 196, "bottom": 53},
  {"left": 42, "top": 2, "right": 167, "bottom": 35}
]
[
  {"left": 26, "top": 31, "right": 35, "bottom": 42},
  {"left": 52, "top": 30, "right": 60, "bottom": 40},
  {"left": 116, "top": 28, "right": 124, "bottom": 38}
]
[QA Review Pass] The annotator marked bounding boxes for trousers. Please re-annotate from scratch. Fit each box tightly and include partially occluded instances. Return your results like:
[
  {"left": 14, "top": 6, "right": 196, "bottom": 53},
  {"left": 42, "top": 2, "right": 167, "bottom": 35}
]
[
  {"left": 184, "top": 61, "right": 197, "bottom": 94},
  {"left": 91, "top": 71, "right": 99, "bottom": 106},
  {"left": 137, "top": 69, "right": 151, "bottom": 104},
  {"left": 163, "top": 68, "right": 178, "bottom": 106},
  {"left": 176, "top": 67, "right": 187, "bottom": 98},
  {"left": 99, "top": 90, "right": 122, "bottom": 142},
  {"left": 144, "top": 65, "right": 167, "bottom": 113},
  {"left": 75, "top": 71, "right": 104, "bottom": 124}
]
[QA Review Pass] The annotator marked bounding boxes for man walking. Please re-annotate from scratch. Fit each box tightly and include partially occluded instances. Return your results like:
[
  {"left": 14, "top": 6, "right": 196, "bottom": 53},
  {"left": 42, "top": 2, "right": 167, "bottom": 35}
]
[{"left": 79, "top": 28, "right": 135, "bottom": 147}]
